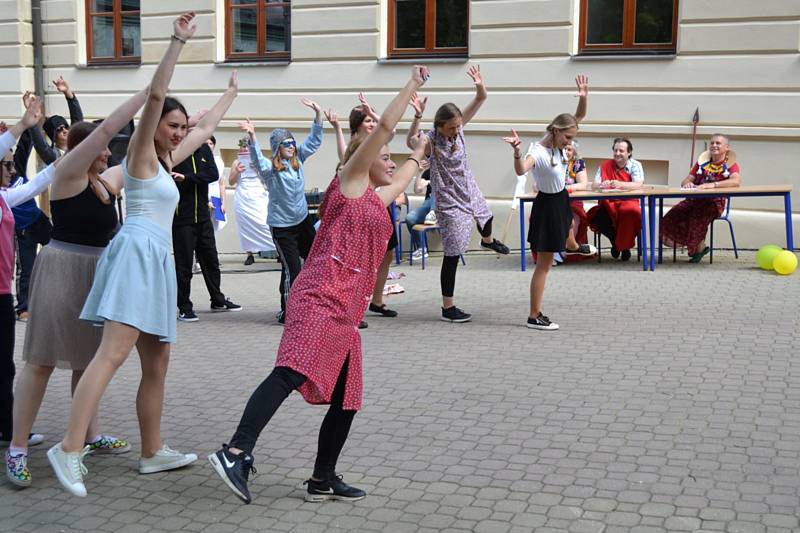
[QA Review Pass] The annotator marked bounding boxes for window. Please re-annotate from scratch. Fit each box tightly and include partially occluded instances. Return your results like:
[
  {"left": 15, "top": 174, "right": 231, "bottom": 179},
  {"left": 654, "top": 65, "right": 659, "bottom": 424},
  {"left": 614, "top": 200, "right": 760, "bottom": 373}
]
[
  {"left": 579, "top": 0, "right": 678, "bottom": 55},
  {"left": 85, "top": 0, "right": 141, "bottom": 64},
  {"left": 225, "top": 0, "right": 291, "bottom": 61},
  {"left": 388, "top": 0, "right": 468, "bottom": 58}
]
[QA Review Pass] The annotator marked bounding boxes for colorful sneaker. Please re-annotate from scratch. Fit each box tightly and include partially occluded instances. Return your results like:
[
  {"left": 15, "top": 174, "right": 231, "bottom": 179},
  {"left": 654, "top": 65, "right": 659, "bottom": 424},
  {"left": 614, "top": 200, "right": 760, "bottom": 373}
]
[
  {"left": 5, "top": 449, "right": 31, "bottom": 487},
  {"left": 304, "top": 474, "right": 366, "bottom": 502},
  {"left": 86, "top": 435, "right": 131, "bottom": 455},
  {"left": 47, "top": 443, "right": 89, "bottom": 497},
  {"left": 138, "top": 444, "right": 197, "bottom": 474},
  {"left": 527, "top": 313, "right": 559, "bottom": 331},
  {"left": 208, "top": 445, "right": 256, "bottom": 504}
]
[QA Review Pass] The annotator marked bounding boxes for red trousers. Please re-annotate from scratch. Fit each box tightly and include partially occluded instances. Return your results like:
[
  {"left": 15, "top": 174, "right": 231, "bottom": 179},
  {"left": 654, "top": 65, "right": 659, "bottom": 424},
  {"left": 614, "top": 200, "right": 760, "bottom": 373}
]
[{"left": 587, "top": 199, "right": 641, "bottom": 250}]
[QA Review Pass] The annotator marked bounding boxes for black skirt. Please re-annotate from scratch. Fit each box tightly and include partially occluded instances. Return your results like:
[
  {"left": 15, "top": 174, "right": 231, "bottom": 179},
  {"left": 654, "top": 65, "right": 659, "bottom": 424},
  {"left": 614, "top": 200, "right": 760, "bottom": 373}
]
[{"left": 528, "top": 189, "right": 572, "bottom": 253}]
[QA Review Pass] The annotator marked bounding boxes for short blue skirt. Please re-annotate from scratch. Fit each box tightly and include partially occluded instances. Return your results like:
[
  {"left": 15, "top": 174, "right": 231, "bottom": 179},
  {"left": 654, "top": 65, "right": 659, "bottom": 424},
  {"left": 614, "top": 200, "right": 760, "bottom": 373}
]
[{"left": 80, "top": 217, "right": 177, "bottom": 343}]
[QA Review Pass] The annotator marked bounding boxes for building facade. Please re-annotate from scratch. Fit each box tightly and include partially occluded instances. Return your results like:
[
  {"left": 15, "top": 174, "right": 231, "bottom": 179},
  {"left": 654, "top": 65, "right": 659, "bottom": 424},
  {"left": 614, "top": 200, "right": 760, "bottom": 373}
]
[{"left": 2, "top": 1, "right": 799, "bottom": 251}]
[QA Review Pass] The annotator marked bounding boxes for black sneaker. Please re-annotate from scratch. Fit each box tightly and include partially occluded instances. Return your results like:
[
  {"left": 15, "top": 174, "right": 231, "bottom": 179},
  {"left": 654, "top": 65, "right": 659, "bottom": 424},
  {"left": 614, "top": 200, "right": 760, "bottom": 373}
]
[
  {"left": 244, "top": 254, "right": 255, "bottom": 266},
  {"left": 208, "top": 445, "right": 256, "bottom": 504},
  {"left": 358, "top": 320, "right": 368, "bottom": 329},
  {"left": 211, "top": 299, "right": 243, "bottom": 312},
  {"left": 441, "top": 306, "right": 472, "bottom": 323},
  {"left": 368, "top": 303, "right": 397, "bottom": 317},
  {"left": 610, "top": 246, "right": 620, "bottom": 259},
  {"left": 178, "top": 310, "right": 199, "bottom": 322},
  {"left": 620, "top": 249, "right": 632, "bottom": 262},
  {"left": 526, "top": 313, "right": 559, "bottom": 330},
  {"left": 564, "top": 244, "right": 597, "bottom": 256},
  {"left": 304, "top": 474, "right": 366, "bottom": 502},
  {"left": 480, "top": 238, "right": 510, "bottom": 255}
]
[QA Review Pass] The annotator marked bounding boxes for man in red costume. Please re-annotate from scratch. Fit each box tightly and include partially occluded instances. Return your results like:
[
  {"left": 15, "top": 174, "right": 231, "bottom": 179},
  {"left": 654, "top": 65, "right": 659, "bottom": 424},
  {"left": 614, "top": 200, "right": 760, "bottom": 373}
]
[{"left": 587, "top": 137, "right": 645, "bottom": 261}]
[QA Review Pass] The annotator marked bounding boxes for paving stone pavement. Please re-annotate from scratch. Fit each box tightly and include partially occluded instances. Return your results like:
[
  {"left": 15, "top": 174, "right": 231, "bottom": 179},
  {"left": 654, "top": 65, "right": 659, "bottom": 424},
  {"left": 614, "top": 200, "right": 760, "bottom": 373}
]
[{"left": 2, "top": 250, "right": 799, "bottom": 533}]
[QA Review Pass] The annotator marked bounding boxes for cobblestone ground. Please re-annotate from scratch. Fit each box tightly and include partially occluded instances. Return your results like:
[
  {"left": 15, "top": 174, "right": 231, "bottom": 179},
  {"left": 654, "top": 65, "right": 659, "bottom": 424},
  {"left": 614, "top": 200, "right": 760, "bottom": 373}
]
[{"left": 2, "top": 250, "right": 799, "bottom": 533}]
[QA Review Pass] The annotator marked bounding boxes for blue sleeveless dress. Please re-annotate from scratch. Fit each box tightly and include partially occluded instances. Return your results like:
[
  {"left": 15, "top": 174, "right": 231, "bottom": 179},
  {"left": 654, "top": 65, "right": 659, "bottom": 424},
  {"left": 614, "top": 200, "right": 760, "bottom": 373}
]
[{"left": 81, "top": 158, "right": 180, "bottom": 343}]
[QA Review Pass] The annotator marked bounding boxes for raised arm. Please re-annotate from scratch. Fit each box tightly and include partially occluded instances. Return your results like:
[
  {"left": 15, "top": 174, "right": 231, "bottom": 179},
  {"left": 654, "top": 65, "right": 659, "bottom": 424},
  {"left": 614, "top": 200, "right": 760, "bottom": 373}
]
[
  {"left": 239, "top": 120, "right": 273, "bottom": 179},
  {"left": 377, "top": 132, "right": 428, "bottom": 207},
  {"left": 6, "top": 95, "right": 43, "bottom": 141},
  {"left": 324, "top": 109, "right": 347, "bottom": 163},
  {"left": 127, "top": 11, "right": 197, "bottom": 178},
  {"left": 1, "top": 164, "right": 55, "bottom": 209},
  {"left": 502, "top": 129, "right": 534, "bottom": 176},
  {"left": 171, "top": 71, "right": 238, "bottom": 165},
  {"left": 574, "top": 74, "right": 589, "bottom": 123},
  {"left": 297, "top": 98, "right": 323, "bottom": 162},
  {"left": 340, "top": 65, "right": 428, "bottom": 196},
  {"left": 227, "top": 160, "right": 244, "bottom": 186},
  {"left": 406, "top": 92, "right": 428, "bottom": 152},
  {"left": 55, "top": 89, "right": 147, "bottom": 183},
  {"left": 53, "top": 76, "right": 84, "bottom": 123},
  {"left": 412, "top": 159, "right": 430, "bottom": 194},
  {"left": 460, "top": 65, "right": 487, "bottom": 126}
]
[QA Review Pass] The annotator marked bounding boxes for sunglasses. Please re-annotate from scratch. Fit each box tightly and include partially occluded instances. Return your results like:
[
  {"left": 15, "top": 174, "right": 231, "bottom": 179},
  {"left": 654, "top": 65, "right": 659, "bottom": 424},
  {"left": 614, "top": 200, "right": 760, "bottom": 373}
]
[
  {"left": 279, "top": 139, "right": 296, "bottom": 148},
  {"left": 56, "top": 125, "right": 69, "bottom": 133}
]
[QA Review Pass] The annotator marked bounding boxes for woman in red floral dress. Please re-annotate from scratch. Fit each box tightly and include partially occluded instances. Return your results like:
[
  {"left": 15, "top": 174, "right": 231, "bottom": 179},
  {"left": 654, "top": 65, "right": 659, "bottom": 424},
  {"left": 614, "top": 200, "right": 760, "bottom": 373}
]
[
  {"left": 209, "top": 66, "right": 431, "bottom": 505},
  {"left": 661, "top": 134, "right": 741, "bottom": 263}
]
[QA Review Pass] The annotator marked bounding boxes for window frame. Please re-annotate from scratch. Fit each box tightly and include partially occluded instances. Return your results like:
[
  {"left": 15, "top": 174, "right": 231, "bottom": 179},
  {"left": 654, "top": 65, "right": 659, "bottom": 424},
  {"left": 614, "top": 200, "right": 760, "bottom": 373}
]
[
  {"left": 578, "top": 0, "right": 679, "bottom": 55},
  {"left": 85, "top": 0, "right": 141, "bottom": 65},
  {"left": 224, "top": 0, "right": 292, "bottom": 62},
  {"left": 387, "top": 0, "right": 469, "bottom": 59}
]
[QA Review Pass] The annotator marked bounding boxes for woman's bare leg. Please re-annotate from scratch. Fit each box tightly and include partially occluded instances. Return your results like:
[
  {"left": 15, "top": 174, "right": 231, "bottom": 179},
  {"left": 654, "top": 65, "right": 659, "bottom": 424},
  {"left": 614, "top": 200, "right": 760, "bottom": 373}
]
[
  {"left": 70, "top": 370, "right": 100, "bottom": 443},
  {"left": 530, "top": 252, "right": 554, "bottom": 317},
  {"left": 370, "top": 251, "right": 393, "bottom": 308},
  {"left": 61, "top": 321, "right": 139, "bottom": 453},
  {"left": 135, "top": 333, "right": 170, "bottom": 458},
  {"left": 10, "top": 364, "right": 54, "bottom": 449},
  {"left": 565, "top": 220, "right": 580, "bottom": 250}
]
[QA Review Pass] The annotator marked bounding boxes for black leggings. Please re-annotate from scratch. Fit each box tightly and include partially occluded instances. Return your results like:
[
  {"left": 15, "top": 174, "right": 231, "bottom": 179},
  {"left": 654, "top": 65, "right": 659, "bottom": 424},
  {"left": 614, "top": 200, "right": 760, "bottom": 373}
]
[
  {"left": 229, "top": 358, "right": 356, "bottom": 480},
  {"left": 440, "top": 217, "right": 493, "bottom": 299},
  {"left": 476, "top": 216, "right": 493, "bottom": 239}
]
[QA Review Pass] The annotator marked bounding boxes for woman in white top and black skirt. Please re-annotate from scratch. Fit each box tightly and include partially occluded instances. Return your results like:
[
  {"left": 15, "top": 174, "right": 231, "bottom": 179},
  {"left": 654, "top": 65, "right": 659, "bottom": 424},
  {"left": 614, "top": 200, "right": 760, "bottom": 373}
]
[{"left": 502, "top": 76, "right": 588, "bottom": 330}]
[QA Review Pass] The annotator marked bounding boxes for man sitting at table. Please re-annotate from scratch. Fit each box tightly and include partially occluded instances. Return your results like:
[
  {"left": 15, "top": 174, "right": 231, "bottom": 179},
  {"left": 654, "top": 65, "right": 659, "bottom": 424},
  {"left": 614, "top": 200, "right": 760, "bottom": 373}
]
[
  {"left": 587, "top": 137, "right": 645, "bottom": 261},
  {"left": 661, "top": 134, "right": 741, "bottom": 263}
]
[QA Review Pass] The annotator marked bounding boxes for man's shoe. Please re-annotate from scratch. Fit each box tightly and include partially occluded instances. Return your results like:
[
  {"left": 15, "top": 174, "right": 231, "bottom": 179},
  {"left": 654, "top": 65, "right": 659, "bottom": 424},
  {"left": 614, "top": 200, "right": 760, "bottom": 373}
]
[
  {"left": 358, "top": 320, "right": 368, "bottom": 329},
  {"left": 689, "top": 246, "right": 710, "bottom": 263},
  {"left": 480, "top": 239, "right": 510, "bottom": 255},
  {"left": 0, "top": 433, "right": 43, "bottom": 447},
  {"left": 208, "top": 445, "right": 256, "bottom": 504},
  {"left": 527, "top": 313, "right": 559, "bottom": 331},
  {"left": 368, "top": 303, "right": 397, "bottom": 317},
  {"left": 244, "top": 254, "right": 255, "bottom": 266},
  {"left": 610, "top": 246, "right": 620, "bottom": 259},
  {"left": 6, "top": 449, "right": 31, "bottom": 487},
  {"left": 47, "top": 443, "right": 88, "bottom": 497},
  {"left": 441, "top": 306, "right": 472, "bottom": 323},
  {"left": 178, "top": 310, "right": 199, "bottom": 322},
  {"left": 138, "top": 444, "right": 197, "bottom": 474},
  {"left": 211, "top": 299, "right": 243, "bottom": 312},
  {"left": 621, "top": 249, "right": 632, "bottom": 262},
  {"left": 565, "top": 244, "right": 597, "bottom": 256},
  {"left": 304, "top": 474, "right": 366, "bottom": 502},
  {"left": 86, "top": 434, "right": 131, "bottom": 455}
]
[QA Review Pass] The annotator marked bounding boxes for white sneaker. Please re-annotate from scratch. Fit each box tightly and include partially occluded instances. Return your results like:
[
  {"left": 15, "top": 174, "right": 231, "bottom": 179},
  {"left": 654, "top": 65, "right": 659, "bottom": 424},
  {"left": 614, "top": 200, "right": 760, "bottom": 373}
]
[
  {"left": 0, "top": 432, "right": 44, "bottom": 447},
  {"left": 424, "top": 211, "right": 437, "bottom": 225},
  {"left": 411, "top": 249, "right": 428, "bottom": 260},
  {"left": 47, "top": 443, "right": 89, "bottom": 497},
  {"left": 139, "top": 444, "right": 197, "bottom": 474}
]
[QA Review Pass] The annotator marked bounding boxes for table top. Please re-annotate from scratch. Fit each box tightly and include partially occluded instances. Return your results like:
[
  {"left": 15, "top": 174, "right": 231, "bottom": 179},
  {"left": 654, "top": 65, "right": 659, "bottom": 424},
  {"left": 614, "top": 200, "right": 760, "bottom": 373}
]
[{"left": 518, "top": 184, "right": 793, "bottom": 201}]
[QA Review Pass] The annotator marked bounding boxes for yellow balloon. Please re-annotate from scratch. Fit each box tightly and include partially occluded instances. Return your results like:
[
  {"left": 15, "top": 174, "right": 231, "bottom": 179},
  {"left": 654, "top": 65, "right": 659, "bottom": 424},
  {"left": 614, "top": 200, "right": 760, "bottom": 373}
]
[{"left": 773, "top": 250, "right": 798, "bottom": 275}]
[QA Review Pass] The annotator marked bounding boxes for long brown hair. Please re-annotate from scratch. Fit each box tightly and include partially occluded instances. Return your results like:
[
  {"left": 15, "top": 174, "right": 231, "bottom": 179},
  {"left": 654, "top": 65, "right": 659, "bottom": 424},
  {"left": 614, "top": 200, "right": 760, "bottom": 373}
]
[
  {"left": 546, "top": 113, "right": 578, "bottom": 167},
  {"left": 273, "top": 153, "right": 299, "bottom": 172}
]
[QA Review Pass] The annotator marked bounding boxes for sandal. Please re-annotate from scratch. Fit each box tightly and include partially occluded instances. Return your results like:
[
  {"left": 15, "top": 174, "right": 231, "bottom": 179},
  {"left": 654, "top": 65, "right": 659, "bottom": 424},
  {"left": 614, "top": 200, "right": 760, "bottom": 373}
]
[
  {"left": 368, "top": 303, "right": 398, "bottom": 317},
  {"left": 689, "top": 246, "right": 710, "bottom": 263}
]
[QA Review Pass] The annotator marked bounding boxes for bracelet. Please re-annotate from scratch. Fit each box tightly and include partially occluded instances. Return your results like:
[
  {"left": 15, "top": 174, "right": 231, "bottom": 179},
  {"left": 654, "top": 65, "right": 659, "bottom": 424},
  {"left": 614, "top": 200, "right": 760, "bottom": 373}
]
[
  {"left": 407, "top": 157, "right": 420, "bottom": 167},
  {"left": 171, "top": 34, "right": 187, "bottom": 44},
  {"left": 414, "top": 114, "right": 423, "bottom": 119}
]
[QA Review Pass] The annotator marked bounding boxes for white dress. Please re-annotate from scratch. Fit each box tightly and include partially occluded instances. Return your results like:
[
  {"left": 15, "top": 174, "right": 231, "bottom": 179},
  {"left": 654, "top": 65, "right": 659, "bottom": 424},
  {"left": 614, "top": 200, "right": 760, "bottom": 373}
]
[
  {"left": 233, "top": 151, "right": 274, "bottom": 252},
  {"left": 209, "top": 154, "right": 227, "bottom": 232}
]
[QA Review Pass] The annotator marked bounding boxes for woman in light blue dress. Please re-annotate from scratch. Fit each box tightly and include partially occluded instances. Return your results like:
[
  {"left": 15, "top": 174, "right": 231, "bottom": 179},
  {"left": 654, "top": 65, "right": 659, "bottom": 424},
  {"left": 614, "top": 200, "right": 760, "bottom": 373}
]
[{"left": 48, "top": 11, "right": 239, "bottom": 497}]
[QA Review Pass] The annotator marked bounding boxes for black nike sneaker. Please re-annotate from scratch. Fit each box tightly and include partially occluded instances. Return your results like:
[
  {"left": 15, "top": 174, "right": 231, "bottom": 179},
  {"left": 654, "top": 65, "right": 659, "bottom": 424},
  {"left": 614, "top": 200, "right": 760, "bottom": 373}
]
[
  {"left": 304, "top": 474, "right": 366, "bottom": 502},
  {"left": 208, "top": 444, "right": 256, "bottom": 504}
]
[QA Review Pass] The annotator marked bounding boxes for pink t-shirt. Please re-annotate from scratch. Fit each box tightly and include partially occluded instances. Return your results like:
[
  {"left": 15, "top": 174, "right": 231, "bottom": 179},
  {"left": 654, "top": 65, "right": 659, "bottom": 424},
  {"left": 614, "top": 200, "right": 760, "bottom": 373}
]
[{"left": 0, "top": 197, "right": 15, "bottom": 295}]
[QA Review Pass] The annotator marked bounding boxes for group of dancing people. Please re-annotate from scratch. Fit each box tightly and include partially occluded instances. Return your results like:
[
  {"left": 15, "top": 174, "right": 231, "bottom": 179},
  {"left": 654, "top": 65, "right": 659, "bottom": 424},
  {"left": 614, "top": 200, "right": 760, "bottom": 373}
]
[{"left": 1, "top": 11, "right": 743, "bottom": 503}]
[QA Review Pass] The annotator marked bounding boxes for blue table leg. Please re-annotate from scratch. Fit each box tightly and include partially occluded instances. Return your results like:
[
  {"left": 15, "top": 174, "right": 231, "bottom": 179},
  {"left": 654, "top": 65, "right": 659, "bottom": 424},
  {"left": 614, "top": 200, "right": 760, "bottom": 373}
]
[
  {"left": 519, "top": 198, "right": 526, "bottom": 272},
  {"left": 658, "top": 198, "right": 663, "bottom": 265},
  {"left": 785, "top": 193, "right": 795, "bottom": 251},
  {"left": 649, "top": 196, "right": 656, "bottom": 271},
  {"left": 640, "top": 196, "right": 648, "bottom": 271}
]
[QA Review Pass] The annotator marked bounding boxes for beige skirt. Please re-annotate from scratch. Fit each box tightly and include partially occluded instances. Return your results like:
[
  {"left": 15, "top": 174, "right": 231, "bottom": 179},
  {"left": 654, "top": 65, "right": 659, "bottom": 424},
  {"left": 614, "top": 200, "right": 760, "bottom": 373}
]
[{"left": 23, "top": 240, "right": 104, "bottom": 370}]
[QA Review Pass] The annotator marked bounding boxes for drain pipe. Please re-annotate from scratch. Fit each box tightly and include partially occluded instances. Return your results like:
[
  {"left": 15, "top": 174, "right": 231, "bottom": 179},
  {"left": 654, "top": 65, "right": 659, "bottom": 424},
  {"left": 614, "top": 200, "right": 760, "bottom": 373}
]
[{"left": 31, "top": 0, "right": 46, "bottom": 104}]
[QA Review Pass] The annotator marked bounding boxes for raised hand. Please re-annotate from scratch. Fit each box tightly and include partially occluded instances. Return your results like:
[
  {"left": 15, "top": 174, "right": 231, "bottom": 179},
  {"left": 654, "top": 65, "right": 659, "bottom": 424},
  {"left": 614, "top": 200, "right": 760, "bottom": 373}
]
[
  {"left": 409, "top": 130, "right": 429, "bottom": 155},
  {"left": 300, "top": 98, "right": 321, "bottom": 113},
  {"left": 52, "top": 76, "right": 72, "bottom": 96},
  {"left": 227, "top": 70, "right": 238, "bottom": 95},
  {"left": 21, "top": 96, "right": 43, "bottom": 128},
  {"left": 501, "top": 129, "right": 522, "bottom": 151},
  {"left": 356, "top": 92, "right": 378, "bottom": 119},
  {"left": 411, "top": 65, "right": 430, "bottom": 86},
  {"left": 21, "top": 91, "right": 35, "bottom": 109},
  {"left": 419, "top": 158, "right": 430, "bottom": 172},
  {"left": 410, "top": 92, "right": 428, "bottom": 116},
  {"left": 467, "top": 65, "right": 483, "bottom": 86},
  {"left": 238, "top": 118, "right": 255, "bottom": 136},
  {"left": 173, "top": 11, "right": 198, "bottom": 42},
  {"left": 575, "top": 74, "right": 589, "bottom": 98},
  {"left": 323, "top": 109, "right": 339, "bottom": 127}
]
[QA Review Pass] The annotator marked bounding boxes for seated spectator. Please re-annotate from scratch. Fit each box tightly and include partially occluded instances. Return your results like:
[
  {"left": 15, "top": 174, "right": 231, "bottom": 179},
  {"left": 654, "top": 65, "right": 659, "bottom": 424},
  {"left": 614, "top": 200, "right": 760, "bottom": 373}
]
[
  {"left": 587, "top": 137, "right": 645, "bottom": 261},
  {"left": 561, "top": 141, "right": 596, "bottom": 260},
  {"left": 661, "top": 134, "right": 741, "bottom": 263},
  {"left": 404, "top": 160, "right": 435, "bottom": 260}
]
